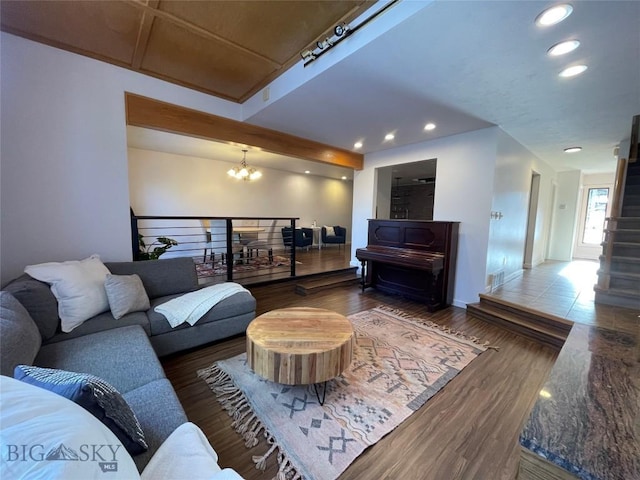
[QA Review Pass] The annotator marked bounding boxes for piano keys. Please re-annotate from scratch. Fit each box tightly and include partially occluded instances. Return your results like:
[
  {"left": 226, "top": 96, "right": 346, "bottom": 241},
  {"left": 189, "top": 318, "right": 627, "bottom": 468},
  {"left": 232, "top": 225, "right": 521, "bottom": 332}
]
[{"left": 356, "top": 219, "right": 459, "bottom": 311}]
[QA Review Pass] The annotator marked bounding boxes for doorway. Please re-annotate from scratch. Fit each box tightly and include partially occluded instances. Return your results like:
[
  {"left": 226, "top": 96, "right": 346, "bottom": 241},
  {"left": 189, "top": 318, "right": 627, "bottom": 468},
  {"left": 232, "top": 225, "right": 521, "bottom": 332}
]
[
  {"left": 573, "top": 184, "right": 612, "bottom": 260},
  {"left": 375, "top": 159, "right": 437, "bottom": 220}
]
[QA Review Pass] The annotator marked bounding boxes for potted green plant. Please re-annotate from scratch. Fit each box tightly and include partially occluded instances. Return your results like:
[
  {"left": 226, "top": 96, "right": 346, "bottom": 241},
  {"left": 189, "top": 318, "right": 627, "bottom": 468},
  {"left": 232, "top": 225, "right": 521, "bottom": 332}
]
[{"left": 137, "top": 234, "right": 178, "bottom": 260}]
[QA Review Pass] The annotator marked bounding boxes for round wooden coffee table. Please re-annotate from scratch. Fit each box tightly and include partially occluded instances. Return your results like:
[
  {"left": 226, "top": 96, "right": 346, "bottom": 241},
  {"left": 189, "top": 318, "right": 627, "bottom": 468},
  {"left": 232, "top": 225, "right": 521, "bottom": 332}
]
[{"left": 246, "top": 307, "right": 354, "bottom": 398}]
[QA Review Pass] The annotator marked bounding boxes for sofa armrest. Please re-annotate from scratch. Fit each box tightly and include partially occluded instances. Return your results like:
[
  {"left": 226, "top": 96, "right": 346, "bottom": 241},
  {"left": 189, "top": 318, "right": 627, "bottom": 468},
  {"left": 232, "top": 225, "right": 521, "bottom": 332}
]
[
  {"left": 105, "top": 257, "right": 198, "bottom": 299},
  {"left": 3, "top": 274, "right": 60, "bottom": 341}
]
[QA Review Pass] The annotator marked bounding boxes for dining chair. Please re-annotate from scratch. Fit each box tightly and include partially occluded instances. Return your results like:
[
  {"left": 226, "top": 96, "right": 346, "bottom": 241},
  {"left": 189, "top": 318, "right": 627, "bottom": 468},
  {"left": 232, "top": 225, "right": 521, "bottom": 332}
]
[
  {"left": 202, "top": 219, "right": 242, "bottom": 265},
  {"left": 238, "top": 219, "right": 273, "bottom": 263}
]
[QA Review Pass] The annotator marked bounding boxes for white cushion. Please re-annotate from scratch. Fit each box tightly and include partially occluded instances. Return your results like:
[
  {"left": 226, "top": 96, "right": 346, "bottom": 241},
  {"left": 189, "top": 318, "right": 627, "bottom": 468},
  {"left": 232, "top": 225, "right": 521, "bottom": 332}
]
[
  {"left": 104, "top": 274, "right": 150, "bottom": 320},
  {"left": 141, "top": 422, "right": 225, "bottom": 480},
  {"left": 24, "top": 255, "right": 111, "bottom": 332},
  {"left": 0, "top": 375, "right": 139, "bottom": 479},
  {"left": 324, "top": 225, "right": 336, "bottom": 237},
  {"left": 211, "top": 469, "right": 246, "bottom": 480}
]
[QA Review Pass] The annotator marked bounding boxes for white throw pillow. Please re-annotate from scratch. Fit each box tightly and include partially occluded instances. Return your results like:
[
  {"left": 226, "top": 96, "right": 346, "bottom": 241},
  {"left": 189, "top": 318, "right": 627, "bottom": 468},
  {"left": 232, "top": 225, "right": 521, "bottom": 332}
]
[
  {"left": 141, "top": 422, "right": 224, "bottom": 480},
  {"left": 104, "top": 274, "right": 150, "bottom": 320},
  {"left": 25, "top": 255, "right": 111, "bottom": 332},
  {"left": 0, "top": 375, "right": 139, "bottom": 479},
  {"left": 324, "top": 225, "right": 336, "bottom": 237}
]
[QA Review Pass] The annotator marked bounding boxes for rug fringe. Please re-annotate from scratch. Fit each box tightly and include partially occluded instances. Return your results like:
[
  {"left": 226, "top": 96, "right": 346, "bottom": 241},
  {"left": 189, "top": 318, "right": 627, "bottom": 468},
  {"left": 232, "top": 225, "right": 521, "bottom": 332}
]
[
  {"left": 252, "top": 440, "right": 277, "bottom": 470},
  {"left": 198, "top": 364, "right": 304, "bottom": 480},
  {"left": 373, "top": 304, "right": 498, "bottom": 350}
]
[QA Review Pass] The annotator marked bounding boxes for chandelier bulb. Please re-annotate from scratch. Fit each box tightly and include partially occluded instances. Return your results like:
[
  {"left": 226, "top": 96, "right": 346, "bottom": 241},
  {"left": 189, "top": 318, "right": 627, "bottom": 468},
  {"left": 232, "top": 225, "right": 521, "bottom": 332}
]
[{"left": 228, "top": 148, "right": 261, "bottom": 181}]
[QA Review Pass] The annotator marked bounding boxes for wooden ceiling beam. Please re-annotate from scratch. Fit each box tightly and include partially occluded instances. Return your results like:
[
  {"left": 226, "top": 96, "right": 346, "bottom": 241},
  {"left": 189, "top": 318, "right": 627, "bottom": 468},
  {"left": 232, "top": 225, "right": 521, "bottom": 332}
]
[
  {"left": 125, "top": 93, "right": 363, "bottom": 170},
  {"left": 131, "top": 0, "right": 158, "bottom": 69},
  {"left": 124, "top": 0, "right": 280, "bottom": 68}
]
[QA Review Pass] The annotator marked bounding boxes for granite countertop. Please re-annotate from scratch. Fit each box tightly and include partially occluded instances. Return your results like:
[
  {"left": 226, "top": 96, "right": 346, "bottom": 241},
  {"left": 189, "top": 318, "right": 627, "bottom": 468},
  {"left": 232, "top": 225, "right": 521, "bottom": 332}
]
[{"left": 520, "top": 321, "right": 640, "bottom": 480}]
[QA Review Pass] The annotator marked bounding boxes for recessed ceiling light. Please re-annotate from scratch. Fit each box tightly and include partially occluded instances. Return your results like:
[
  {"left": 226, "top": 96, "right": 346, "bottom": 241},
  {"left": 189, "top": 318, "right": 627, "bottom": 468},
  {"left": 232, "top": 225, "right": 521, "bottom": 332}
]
[
  {"left": 304, "top": 170, "right": 311, "bottom": 174},
  {"left": 424, "top": 123, "right": 436, "bottom": 131},
  {"left": 535, "top": 4, "right": 573, "bottom": 26},
  {"left": 547, "top": 40, "right": 580, "bottom": 56},
  {"left": 384, "top": 133, "right": 395, "bottom": 141},
  {"left": 341, "top": 176, "right": 347, "bottom": 180},
  {"left": 559, "top": 65, "right": 587, "bottom": 77},
  {"left": 564, "top": 146, "right": 582, "bottom": 153},
  {"left": 354, "top": 141, "right": 363, "bottom": 149}
]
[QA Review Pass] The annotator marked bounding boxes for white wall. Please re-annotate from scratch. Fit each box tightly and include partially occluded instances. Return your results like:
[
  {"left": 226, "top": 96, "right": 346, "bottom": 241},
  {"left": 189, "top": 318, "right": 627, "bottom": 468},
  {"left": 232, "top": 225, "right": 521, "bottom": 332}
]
[
  {"left": 242, "top": 1, "right": 433, "bottom": 119},
  {"left": 353, "top": 128, "right": 499, "bottom": 307},
  {"left": 0, "top": 33, "right": 241, "bottom": 284},
  {"left": 548, "top": 170, "right": 582, "bottom": 261},
  {"left": 374, "top": 167, "right": 393, "bottom": 219},
  {"left": 128, "top": 148, "right": 353, "bottom": 231},
  {"left": 487, "top": 131, "right": 557, "bottom": 285}
]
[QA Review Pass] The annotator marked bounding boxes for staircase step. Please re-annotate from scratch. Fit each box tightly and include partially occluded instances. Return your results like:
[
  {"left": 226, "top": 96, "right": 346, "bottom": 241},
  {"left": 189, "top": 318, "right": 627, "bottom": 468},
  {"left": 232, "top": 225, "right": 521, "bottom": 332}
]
[
  {"left": 594, "top": 286, "right": 640, "bottom": 309},
  {"left": 622, "top": 205, "right": 640, "bottom": 216},
  {"left": 600, "top": 255, "right": 640, "bottom": 274},
  {"left": 604, "top": 241, "right": 640, "bottom": 257},
  {"left": 626, "top": 174, "right": 640, "bottom": 186},
  {"left": 609, "top": 216, "right": 640, "bottom": 226},
  {"left": 295, "top": 269, "right": 359, "bottom": 296},
  {"left": 623, "top": 194, "right": 640, "bottom": 206},
  {"left": 467, "top": 295, "right": 572, "bottom": 350},
  {"left": 478, "top": 295, "right": 573, "bottom": 331},
  {"left": 601, "top": 255, "right": 640, "bottom": 264},
  {"left": 606, "top": 229, "right": 640, "bottom": 242},
  {"left": 624, "top": 184, "right": 640, "bottom": 195},
  {"left": 607, "top": 254, "right": 640, "bottom": 262},
  {"left": 608, "top": 272, "right": 640, "bottom": 291},
  {"left": 600, "top": 269, "right": 640, "bottom": 280}
]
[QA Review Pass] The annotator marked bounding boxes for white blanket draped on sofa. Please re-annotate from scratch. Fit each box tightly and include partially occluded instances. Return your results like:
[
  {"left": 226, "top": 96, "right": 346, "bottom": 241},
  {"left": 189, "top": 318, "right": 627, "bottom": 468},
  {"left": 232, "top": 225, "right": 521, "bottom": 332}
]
[{"left": 154, "top": 282, "right": 250, "bottom": 328}]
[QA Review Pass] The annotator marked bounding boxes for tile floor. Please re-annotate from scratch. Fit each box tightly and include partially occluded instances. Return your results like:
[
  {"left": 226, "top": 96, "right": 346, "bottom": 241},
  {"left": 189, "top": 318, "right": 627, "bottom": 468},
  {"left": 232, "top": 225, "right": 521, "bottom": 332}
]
[{"left": 489, "top": 260, "right": 639, "bottom": 335}]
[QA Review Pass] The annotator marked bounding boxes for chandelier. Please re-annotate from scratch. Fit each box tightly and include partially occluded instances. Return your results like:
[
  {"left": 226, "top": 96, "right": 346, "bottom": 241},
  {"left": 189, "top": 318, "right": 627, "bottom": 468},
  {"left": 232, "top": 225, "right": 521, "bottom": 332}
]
[{"left": 227, "top": 149, "right": 262, "bottom": 181}]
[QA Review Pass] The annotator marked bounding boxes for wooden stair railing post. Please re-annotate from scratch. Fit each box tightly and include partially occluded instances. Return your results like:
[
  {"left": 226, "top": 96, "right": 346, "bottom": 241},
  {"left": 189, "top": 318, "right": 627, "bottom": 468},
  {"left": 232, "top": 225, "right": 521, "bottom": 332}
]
[{"left": 599, "top": 157, "right": 628, "bottom": 290}]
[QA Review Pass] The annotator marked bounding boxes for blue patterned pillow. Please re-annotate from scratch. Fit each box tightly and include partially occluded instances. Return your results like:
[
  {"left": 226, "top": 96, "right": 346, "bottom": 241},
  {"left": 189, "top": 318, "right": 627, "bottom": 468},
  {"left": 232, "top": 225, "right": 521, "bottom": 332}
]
[{"left": 14, "top": 365, "right": 148, "bottom": 455}]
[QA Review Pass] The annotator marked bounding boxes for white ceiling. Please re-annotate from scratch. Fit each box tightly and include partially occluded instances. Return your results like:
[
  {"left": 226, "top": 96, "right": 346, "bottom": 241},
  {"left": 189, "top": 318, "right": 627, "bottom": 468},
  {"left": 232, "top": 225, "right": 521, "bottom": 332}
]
[
  {"left": 245, "top": 0, "right": 640, "bottom": 174},
  {"left": 129, "top": 1, "right": 639, "bottom": 178}
]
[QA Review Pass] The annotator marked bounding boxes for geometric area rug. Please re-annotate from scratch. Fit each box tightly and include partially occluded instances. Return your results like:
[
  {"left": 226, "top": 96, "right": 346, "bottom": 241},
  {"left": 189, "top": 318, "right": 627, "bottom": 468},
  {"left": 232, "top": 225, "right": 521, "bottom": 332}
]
[
  {"left": 195, "top": 255, "right": 297, "bottom": 278},
  {"left": 197, "top": 306, "right": 488, "bottom": 480}
]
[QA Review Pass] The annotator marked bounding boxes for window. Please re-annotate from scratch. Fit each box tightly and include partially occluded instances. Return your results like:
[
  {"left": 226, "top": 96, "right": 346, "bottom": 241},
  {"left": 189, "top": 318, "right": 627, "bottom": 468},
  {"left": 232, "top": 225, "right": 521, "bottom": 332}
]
[{"left": 581, "top": 187, "right": 609, "bottom": 245}]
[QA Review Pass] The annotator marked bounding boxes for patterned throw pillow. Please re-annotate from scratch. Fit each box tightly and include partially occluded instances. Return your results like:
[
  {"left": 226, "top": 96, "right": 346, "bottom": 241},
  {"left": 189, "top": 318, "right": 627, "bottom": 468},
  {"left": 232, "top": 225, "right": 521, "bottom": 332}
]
[
  {"left": 104, "top": 274, "right": 150, "bottom": 320},
  {"left": 324, "top": 225, "right": 336, "bottom": 237},
  {"left": 14, "top": 365, "right": 148, "bottom": 455}
]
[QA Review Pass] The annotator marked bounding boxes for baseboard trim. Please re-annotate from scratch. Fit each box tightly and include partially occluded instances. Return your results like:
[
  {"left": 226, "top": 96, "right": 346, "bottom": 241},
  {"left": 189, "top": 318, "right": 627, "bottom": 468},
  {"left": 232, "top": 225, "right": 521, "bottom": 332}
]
[
  {"left": 453, "top": 299, "right": 467, "bottom": 309},
  {"left": 504, "top": 269, "right": 524, "bottom": 284}
]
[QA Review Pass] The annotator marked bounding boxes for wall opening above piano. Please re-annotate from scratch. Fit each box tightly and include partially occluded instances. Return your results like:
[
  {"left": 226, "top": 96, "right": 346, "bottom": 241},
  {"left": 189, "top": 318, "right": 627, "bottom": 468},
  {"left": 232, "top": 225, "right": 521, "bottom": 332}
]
[{"left": 375, "top": 159, "right": 437, "bottom": 220}]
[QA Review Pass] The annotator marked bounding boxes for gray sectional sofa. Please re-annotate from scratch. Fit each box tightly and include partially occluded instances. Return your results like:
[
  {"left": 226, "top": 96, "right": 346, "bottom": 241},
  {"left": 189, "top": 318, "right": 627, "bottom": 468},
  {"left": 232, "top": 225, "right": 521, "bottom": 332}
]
[
  {"left": 4, "top": 257, "right": 256, "bottom": 356},
  {"left": 0, "top": 257, "right": 256, "bottom": 475}
]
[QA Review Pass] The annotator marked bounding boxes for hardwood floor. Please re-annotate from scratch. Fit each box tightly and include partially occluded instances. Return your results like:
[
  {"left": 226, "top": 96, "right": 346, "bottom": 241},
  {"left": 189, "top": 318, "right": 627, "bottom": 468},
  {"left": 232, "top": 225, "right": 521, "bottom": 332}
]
[
  {"left": 198, "top": 245, "right": 354, "bottom": 287},
  {"left": 162, "top": 279, "right": 558, "bottom": 480}
]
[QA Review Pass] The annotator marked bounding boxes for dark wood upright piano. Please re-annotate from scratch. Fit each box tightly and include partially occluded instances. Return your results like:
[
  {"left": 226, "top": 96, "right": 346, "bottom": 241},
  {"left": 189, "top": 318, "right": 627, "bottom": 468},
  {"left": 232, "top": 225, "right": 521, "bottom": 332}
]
[{"left": 356, "top": 219, "right": 459, "bottom": 311}]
